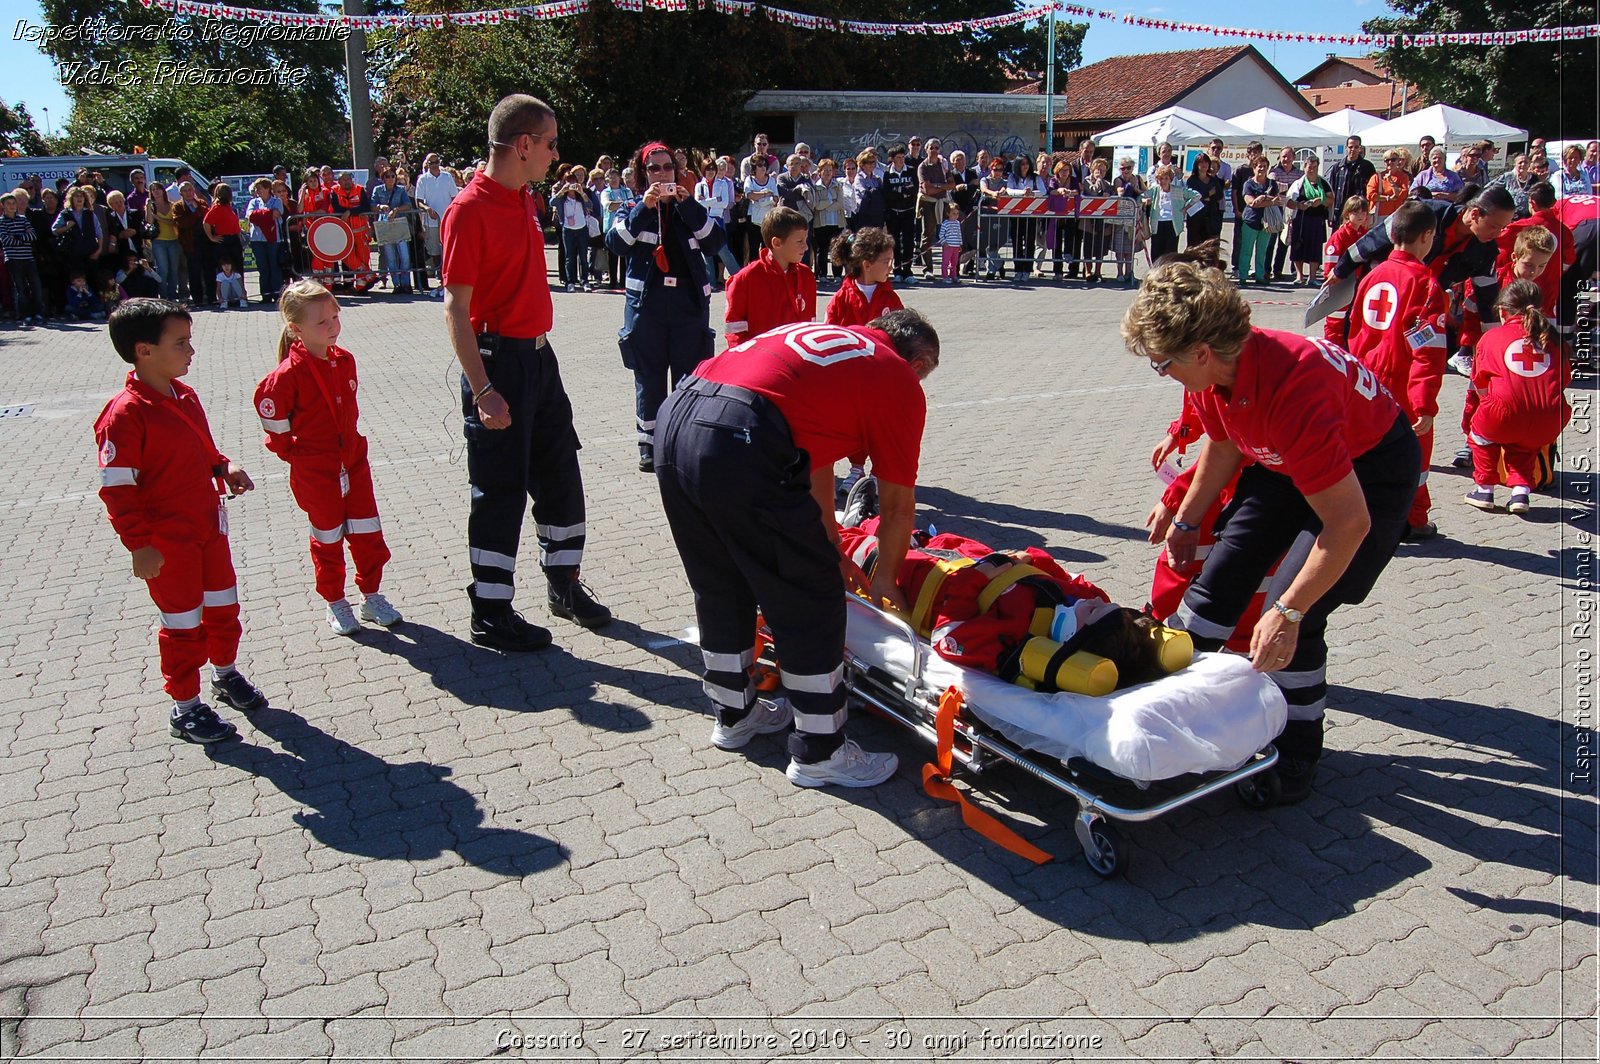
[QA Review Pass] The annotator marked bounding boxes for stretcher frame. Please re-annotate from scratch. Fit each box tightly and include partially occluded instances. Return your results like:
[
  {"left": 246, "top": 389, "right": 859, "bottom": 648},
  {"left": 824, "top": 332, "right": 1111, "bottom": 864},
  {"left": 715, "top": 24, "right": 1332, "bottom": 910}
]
[{"left": 838, "top": 598, "right": 1282, "bottom": 877}]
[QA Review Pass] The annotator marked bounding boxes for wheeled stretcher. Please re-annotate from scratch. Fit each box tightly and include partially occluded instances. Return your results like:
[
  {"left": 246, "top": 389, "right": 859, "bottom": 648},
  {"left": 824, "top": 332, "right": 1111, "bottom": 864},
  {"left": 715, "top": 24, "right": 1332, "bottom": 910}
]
[{"left": 838, "top": 595, "right": 1289, "bottom": 876}]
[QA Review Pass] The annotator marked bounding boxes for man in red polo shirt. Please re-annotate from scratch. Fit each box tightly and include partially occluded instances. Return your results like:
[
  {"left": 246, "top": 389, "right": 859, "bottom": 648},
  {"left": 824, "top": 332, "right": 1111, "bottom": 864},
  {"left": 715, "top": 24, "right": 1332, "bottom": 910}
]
[
  {"left": 442, "top": 94, "right": 610, "bottom": 652},
  {"left": 655, "top": 313, "right": 940, "bottom": 788}
]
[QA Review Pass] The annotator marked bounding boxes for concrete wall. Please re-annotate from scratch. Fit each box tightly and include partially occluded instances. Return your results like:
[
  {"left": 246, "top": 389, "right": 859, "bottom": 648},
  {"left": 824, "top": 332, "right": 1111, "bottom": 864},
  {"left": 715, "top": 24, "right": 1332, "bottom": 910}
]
[
  {"left": 745, "top": 93, "right": 1046, "bottom": 162},
  {"left": 1181, "top": 63, "right": 1319, "bottom": 122}
]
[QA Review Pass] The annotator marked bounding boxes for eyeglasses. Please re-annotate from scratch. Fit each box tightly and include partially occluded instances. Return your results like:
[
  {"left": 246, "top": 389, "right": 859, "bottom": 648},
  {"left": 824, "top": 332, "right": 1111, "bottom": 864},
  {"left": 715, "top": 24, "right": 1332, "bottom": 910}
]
[
  {"left": 1151, "top": 357, "right": 1175, "bottom": 376},
  {"left": 493, "top": 131, "right": 558, "bottom": 152}
]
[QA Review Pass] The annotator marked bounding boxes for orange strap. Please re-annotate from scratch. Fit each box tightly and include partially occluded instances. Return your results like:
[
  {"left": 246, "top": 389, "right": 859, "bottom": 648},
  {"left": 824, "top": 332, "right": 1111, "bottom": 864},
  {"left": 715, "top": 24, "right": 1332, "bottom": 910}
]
[
  {"left": 920, "top": 687, "right": 1052, "bottom": 864},
  {"left": 752, "top": 619, "right": 780, "bottom": 692}
]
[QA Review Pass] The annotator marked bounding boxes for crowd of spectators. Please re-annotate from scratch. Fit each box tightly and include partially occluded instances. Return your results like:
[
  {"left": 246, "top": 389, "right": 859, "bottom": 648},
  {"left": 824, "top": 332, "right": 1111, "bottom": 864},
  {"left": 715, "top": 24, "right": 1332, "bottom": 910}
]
[{"left": 3, "top": 137, "right": 1596, "bottom": 324}]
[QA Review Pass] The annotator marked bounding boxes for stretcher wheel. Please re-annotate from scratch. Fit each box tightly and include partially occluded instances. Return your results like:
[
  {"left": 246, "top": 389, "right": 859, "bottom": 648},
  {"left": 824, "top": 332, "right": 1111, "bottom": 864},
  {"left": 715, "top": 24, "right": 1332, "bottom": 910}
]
[
  {"left": 1075, "top": 816, "right": 1125, "bottom": 878},
  {"left": 1235, "top": 768, "right": 1281, "bottom": 810}
]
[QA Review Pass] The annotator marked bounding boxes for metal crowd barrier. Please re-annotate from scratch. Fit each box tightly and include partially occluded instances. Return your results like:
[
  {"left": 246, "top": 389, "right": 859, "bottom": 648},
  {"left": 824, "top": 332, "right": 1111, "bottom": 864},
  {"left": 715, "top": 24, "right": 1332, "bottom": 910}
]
[{"left": 974, "top": 193, "right": 1138, "bottom": 277}]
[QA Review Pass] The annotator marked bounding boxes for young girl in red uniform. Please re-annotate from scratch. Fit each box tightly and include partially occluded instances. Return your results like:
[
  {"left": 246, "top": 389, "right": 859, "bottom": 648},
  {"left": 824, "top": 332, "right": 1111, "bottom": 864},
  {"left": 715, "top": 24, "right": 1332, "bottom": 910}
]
[
  {"left": 1463, "top": 279, "right": 1572, "bottom": 516},
  {"left": 255, "top": 280, "right": 400, "bottom": 635},
  {"left": 1321, "top": 195, "right": 1369, "bottom": 346},
  {"left": 825, "top": 227, "right": 902, "bottom": 493}
]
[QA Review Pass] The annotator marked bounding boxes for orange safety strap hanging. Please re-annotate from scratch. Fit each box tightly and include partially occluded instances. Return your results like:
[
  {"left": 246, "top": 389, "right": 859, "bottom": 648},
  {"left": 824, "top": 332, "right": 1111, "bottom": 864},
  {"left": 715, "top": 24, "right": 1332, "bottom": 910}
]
[
  {"left": 920, "top": 687, "right": 1052, "bottom": 865},
  {"left": 751, "top": 617, "right": 780, "bottom": 692}
]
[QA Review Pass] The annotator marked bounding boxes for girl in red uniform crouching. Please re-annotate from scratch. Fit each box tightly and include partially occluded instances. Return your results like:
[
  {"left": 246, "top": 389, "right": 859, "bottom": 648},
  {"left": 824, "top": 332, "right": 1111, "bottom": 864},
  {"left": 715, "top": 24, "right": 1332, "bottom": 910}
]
[
  {"left": 1463, "top": 279, "right": 1572, "bottom": 516},
  {"left": 255, "top": 280, "right": 400, "bottom": 635},
  {"left": 825, "top": 227, "right": 902, "bottom": 493}
]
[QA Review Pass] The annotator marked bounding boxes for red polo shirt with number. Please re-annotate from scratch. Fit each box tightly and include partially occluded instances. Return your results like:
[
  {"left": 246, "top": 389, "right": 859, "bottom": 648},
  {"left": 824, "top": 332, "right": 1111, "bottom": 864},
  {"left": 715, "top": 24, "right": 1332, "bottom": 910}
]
[
  {"left": 694, "top": 323, "right": 926, "bottom": 484},
  {"left": 1191, "top": 328, "right": 1401, "bottom": 497},
  {"left": 440, "top": 172, "right": 553, "bottom": 339}
]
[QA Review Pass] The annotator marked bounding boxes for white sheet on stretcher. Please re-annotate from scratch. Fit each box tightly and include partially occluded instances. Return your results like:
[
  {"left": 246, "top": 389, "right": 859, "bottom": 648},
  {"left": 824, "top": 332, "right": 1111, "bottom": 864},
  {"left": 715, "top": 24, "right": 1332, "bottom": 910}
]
[{"left": 845, "top": 598, "right": 1288, "bottom": 785}]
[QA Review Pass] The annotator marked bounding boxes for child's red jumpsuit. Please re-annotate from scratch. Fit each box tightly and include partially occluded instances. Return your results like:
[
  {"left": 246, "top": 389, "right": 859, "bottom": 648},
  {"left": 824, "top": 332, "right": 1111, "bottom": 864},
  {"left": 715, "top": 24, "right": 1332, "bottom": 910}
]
[
  {"left": 1466, "top": 318, "right": 1572, "bottom": 489},
  {"left": 825, "top": 276, "right": 903, "bottom": 471},
  {"left": 1343, "top": 249, "right": 1449, "bottom": 528},
  {"left": 1322, "top": 220, "right": 1366, "bottom": 346},
  {"left": 255, "top": 341, "right": 390, "bottom": 602},
  {"left": 95, "top": 374, "right": 242, "bottom": 701}
]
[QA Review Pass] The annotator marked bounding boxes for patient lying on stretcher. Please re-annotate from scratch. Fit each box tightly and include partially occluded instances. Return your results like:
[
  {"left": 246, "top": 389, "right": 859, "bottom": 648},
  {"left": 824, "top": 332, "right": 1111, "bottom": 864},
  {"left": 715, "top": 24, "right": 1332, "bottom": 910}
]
[{"left": 837, "top": 493, "right": 1191, "bottom": 696}]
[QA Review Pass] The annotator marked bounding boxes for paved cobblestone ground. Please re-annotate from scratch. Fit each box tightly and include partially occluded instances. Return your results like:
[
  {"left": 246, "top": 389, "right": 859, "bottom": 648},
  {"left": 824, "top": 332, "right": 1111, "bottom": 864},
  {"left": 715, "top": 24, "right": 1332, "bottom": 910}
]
[{"left": 0, "top": 258, "right": 1595, "bottom": 1062}]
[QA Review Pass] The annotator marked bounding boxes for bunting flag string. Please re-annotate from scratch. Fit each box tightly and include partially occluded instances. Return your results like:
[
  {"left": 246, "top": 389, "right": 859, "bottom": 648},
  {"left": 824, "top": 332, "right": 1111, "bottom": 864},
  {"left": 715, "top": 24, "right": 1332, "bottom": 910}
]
[{"left": 132, "top": 0, "right": 1600, "bottom": 49}]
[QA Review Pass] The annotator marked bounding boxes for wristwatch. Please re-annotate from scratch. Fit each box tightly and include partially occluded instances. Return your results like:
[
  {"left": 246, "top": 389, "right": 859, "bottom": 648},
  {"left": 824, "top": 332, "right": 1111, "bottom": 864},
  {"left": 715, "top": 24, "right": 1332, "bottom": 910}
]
[{"left": 1270, "top": 600, "right": 1303, "bottom": 624}]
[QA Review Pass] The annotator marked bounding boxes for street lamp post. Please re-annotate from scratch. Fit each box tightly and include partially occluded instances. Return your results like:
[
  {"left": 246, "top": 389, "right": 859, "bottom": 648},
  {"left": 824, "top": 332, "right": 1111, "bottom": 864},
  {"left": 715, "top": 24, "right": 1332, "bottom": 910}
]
[{"left": 42, "top": 107, "right": 51, "bottom": 139}]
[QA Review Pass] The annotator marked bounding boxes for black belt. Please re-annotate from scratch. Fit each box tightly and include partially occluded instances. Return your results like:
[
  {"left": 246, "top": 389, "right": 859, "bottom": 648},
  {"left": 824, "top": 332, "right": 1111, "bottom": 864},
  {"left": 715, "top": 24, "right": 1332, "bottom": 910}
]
[{"left": 477, "top": 332, "right": 547, "bottom": 357}]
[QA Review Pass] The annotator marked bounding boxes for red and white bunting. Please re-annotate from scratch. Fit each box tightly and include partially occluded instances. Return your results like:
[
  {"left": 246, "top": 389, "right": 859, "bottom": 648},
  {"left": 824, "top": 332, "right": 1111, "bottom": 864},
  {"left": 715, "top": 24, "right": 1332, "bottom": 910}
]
[{"left": 129, "top": 0, "right": 1600, "bottom": 48}]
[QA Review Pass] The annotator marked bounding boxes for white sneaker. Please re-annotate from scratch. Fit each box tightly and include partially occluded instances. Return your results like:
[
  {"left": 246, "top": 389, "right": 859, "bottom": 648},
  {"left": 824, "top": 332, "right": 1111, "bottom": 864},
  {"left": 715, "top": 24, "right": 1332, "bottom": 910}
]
[
  {"left": 326, "top": 599, "right": 360, "bottom": 636},
  {"left": 838, "top": 465, "right": 865, "bottom": 495},
  {"left": 360, "top": 592, "right": 402, "bottom": 626},
  {"left": 787, "top": 740, "right": 898, "bottom": 788},
  {"left": 1447, "top": 350, "right": 1474, "bottom": 377},
  {"left": 711, "top": 697, "right": 794, "bottom": 750}
]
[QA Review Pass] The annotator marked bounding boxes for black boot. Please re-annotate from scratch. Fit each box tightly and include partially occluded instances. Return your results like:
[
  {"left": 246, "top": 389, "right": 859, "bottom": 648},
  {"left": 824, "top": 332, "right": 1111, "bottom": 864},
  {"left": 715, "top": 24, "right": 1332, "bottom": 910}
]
[
  {"left": 1273, "top": 717, "right": 1325, "bottom": 804},
  {"left": 548, "top": 572, "right": 612, "bottom": 629},
  {"left": 638, "top": 443, "right": 654, "bottom": 474},
  {"left": 467, "top": 585, "right": 551, "bottom": 652}
]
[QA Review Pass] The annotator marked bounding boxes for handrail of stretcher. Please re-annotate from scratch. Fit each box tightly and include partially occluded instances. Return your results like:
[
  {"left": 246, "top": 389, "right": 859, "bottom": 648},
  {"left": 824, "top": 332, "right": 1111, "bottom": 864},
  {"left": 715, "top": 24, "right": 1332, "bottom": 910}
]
[{"left": 843, "top": 595, "right": 1279, "bottom": 824}]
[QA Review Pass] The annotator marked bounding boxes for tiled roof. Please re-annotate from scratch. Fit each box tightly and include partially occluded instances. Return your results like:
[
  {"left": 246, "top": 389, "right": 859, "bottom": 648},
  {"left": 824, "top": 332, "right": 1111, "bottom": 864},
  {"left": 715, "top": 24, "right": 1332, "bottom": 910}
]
[
  {"left": 1297, "top": 54, "right": 1392, "bottom": 85},
  {"left": 1008, "top": 46, "right": 1255, "bottom": 122},
  {"left": 1301, "top": 83, "right": 1427, "bottom": 120}
]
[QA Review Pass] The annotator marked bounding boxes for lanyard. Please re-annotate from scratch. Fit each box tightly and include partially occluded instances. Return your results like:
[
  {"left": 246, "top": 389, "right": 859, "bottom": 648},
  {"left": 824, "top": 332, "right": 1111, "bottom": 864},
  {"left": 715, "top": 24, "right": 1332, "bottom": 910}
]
[
  {"left": 156, "top": 384, "right": 226, "bottom": 496},
  {"left": 296, "top": 345, "right": 348, "bottom": 456}
]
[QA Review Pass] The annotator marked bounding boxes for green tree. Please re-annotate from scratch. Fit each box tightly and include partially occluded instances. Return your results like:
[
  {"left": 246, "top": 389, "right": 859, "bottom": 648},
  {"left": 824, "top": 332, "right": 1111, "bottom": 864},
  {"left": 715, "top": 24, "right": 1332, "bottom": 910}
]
[
  {"left": 35, "top": 0, "right": 348, "bottom": 175},
  {"left": 1001, "top": 18, "right": 1088, "bottom": 89},
  {"left": 0, "top": 99, "right": 49, "bottom": 156},
  {"left": 377, "top": 1, "right": 1081, "bottom": 169},
  {"left": 1365, "top": 3, "right": 1598, "bottom": 139}
]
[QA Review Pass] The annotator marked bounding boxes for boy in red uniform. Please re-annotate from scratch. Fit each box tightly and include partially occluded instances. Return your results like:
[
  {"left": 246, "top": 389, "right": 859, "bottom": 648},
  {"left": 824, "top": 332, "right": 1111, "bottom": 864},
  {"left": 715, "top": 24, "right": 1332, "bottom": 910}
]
[
  {"left": 1343, "top": 201, "right": 1450, "bottom": 539},
  {"left": 1321, "top": 196, "right": 1368, "bottom": 346},
  {"left": 94, "top": 299, "right": 267, "bottom": 744},
  {"left": 1463, "top": 280, "right": 1572, "bottom": 515},
  {"left": 723, "top": 206, "right": 815, "bottom": 347}
]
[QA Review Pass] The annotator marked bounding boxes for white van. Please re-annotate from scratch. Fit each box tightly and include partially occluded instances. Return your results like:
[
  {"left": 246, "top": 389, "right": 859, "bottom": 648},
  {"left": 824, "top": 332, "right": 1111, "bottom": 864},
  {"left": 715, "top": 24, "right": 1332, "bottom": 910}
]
[{"left": 0, "top": 152, "right": 212, "bottom": 196}]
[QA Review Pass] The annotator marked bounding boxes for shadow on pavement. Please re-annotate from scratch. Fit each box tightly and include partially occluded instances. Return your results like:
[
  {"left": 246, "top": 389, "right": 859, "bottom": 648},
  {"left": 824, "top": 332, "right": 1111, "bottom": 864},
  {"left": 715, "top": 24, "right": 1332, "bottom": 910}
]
[
  {"left": 354, "top": 620, "right": 671, "bottom": 732},
  {"left": 913, "top": 485, "right": 1147, "bottom": 563},
  {"left": 211, "top": 707, "right": 570, "bottom": 877}
]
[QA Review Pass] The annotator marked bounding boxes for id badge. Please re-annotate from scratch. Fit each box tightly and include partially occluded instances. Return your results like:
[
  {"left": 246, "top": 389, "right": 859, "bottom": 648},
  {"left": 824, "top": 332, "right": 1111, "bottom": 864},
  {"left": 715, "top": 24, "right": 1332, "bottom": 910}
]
[
  {"left": 1405, "top": 323, "right": 1437, "bottom": 351},
  {"left": 218, "top": 499, "right": 229, "bottom": 536},
  {"left": 339, "top": 467, "right": 350, "bottom": 498}
]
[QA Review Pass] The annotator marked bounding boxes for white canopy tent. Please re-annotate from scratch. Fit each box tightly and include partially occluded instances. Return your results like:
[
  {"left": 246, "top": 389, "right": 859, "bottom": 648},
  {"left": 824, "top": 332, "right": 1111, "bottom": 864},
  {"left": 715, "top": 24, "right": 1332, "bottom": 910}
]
[
  {"left": 1095, "top": 106, "right": 1255, "bottom": 147},
  {"left": 1310, "top": 108, "right": 1384, "bottom": 139},
  {"left": 1358, "top": 103, "right": 1526, "bottom": 149},
  {"left": 1227, "top": 107, "right": 1338, "bottom": 145}
]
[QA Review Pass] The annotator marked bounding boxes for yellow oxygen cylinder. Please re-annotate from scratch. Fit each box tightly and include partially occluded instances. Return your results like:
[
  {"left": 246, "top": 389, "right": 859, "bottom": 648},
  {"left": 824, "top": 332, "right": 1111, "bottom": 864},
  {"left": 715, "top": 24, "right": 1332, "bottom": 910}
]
[
  {"left": 1149, "top": 625, "right": 1193, "bottom": 673},
  {"left": 1013, "top": 675, "right": 1039, "bottom": 691},
  {"left": 1018, "top": 636, "right": 1118, "bottom": 696},
  {"left": 1028, "top": 608, "right": 1055, "bottom": 638}
]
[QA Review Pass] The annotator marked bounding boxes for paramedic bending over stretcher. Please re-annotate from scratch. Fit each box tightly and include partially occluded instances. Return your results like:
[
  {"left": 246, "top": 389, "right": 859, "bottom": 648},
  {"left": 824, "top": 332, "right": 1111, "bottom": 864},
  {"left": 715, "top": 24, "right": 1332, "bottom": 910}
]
[
  {"left": 655, "top": 312, "right": 939, "bottom": 789},
  {"left": 1124, "top": 262, "right": 1419, "bottom": 804}
]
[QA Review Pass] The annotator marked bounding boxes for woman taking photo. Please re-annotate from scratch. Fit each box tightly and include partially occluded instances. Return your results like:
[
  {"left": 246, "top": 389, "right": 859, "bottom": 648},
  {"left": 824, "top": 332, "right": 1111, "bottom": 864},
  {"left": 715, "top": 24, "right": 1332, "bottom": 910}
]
[
  {"left": 1125, "top": 261, "right": 1418, "bottom": 802},
  {"left": 1185, "top": 153, "right": 1225, "bottom": 250}
]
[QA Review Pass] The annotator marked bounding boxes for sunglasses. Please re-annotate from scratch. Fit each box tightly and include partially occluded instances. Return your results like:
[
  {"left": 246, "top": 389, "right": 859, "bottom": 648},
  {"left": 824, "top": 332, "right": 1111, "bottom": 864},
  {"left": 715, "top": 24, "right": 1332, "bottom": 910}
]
[{"left": 1151, "top": 357, "right": 1175, "bottom": 376}]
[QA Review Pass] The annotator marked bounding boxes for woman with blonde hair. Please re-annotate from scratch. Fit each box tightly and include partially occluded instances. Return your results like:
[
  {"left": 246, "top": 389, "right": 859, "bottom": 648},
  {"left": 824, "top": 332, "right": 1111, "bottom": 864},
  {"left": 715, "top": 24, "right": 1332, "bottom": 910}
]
[{"left": 1125, "top": 261, "right": 1418, "bottom": 801}]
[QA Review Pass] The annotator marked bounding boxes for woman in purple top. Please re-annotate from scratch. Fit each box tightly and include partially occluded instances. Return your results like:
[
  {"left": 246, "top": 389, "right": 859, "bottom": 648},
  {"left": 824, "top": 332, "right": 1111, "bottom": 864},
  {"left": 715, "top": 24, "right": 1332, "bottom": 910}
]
[{"left": 1409, "top": 148, "right": 1465, "bottom": 203}]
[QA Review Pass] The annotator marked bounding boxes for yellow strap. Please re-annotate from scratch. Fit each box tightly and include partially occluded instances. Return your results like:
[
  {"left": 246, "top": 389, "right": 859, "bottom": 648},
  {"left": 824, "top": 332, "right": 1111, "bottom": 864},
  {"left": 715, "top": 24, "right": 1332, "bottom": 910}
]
[
  {"left": 976, "top": 564, "right": 1048, "bottom": 615},
  {"left": 909, "top": 556, "right": 975, "bottom": 637}
]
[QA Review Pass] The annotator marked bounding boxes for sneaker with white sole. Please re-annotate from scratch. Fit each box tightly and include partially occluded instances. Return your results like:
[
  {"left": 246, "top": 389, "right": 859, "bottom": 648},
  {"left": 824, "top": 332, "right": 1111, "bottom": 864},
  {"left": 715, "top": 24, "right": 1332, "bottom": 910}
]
[
  {"left": 1464, "top": 487, "right": 1497, "bottom": 511},
  {"left": 327, "top": 598, "right": 360, "bottom": 635},
  {"left": 787, "top": 739, "right": 898, "bottom": 788},
  {"left": 360, "top": 592, "right": 402, "bottom": 626},
  {"left": 837, "top": 465, "right": 865, "bottom": 496},
  {"left": 711, "top": 697, "right": 794, "bottom": 750},
  {"left": 1447, "top": 349, "right": 1474, "bottom": 377},
  {"left": 169, "top": 702, "right": 237, "bottom": 744},
  {"left": 1507, "top": 492, "right": 1531, "bottom": 516}
]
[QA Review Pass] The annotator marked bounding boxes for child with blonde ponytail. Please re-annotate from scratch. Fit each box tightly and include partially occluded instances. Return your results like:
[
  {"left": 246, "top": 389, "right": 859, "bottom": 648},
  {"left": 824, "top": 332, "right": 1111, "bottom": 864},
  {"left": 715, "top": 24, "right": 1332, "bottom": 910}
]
[
  {"left": 254, "top": 280, "right": 400, "bottom": 634},
  {"left": 1462, "top": 278, "right": 1571, "bottom": 516}
]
